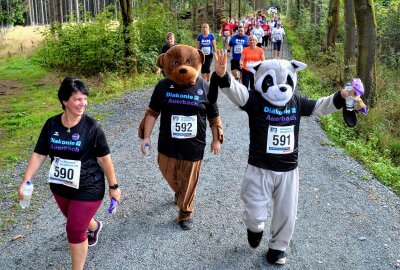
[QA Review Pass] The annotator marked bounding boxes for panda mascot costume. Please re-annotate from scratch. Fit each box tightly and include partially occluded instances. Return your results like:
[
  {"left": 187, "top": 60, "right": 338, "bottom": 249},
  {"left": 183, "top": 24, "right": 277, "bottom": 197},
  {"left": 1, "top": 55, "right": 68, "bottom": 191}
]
[{"left": 211, "top": 50, "right": 355, "bottom": 265}]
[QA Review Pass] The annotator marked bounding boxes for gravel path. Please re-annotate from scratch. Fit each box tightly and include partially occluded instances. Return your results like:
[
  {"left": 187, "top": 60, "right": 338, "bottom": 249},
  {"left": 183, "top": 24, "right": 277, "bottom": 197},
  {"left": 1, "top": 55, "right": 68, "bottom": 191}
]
[{"left": 0, "top": 44, "right": 399, "bottom": 270}]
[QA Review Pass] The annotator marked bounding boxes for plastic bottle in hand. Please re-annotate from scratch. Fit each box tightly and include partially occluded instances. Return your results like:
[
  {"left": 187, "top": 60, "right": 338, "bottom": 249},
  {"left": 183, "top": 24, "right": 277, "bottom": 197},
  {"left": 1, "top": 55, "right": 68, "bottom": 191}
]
[
  {"left": 20, "top": 179, "right": 34, "bottom": 209},
  {"left": 108, "top": 198, "right": 118, "bottom": 214},
  {"left": 345, "top": 82, "right": 354, "bottom": 111},
  {"left": 144, "top": 143, "right": 151, "bottom": 159}
]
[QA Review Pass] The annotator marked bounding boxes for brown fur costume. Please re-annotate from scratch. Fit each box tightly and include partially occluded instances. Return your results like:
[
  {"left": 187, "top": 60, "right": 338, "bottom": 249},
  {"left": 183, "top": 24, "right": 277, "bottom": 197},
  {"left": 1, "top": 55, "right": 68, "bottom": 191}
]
[{"left": 138, "top": 45, "right": 223, "bottom": 224}]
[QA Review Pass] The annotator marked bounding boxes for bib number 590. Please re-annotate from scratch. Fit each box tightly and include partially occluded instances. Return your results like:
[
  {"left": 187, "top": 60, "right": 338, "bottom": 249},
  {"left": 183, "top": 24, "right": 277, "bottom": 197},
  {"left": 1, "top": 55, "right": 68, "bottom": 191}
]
[{"left": 53, "top": 166, "right": 74, "bottom": 180}]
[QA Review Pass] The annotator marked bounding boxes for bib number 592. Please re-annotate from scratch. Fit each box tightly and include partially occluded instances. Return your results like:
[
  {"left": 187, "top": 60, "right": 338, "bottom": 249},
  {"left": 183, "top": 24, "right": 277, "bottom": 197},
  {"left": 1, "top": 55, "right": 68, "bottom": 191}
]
[{"left": 175, "top": 122, "right": 192, "bottom": 132}]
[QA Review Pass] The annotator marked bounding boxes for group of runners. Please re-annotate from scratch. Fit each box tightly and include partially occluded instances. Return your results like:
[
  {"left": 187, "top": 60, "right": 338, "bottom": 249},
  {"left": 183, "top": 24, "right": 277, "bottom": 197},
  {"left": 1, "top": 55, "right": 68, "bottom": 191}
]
[{"left": 159, "top": 10, "right": 286, "bottom": 91}]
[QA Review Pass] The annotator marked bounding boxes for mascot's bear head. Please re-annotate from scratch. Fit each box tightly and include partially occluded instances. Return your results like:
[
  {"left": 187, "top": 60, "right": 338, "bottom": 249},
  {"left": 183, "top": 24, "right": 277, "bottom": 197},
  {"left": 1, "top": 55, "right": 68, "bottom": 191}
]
[
  {"left": 247, "top": 59, "right": 307, "bottom": 107},
  {"left": 157, "top": 45, "right": 205, "bottom": 86}
]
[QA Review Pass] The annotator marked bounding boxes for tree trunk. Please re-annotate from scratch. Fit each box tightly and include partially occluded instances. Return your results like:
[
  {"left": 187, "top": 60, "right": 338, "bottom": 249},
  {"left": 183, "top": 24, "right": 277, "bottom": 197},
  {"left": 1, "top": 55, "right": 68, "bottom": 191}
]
[
  {"left": 310, "top": 0, "right": 316, "bottom": 23},
  {"left": 354, "top": 0, "right": 376, "bottom": 105},
  {"left": 325, "top": 0, "right": 340, "bottom": 50},
  {"left": 56, "top": 0, "right": 63, "bottom": 23},
  {"left": 27, "top": 0, "right": 34, "bottom": 25},
  {"left": 192, "top": 0, "right": 198, "bottom": 33},
  {"left": 119, "top": 0, "right": 136, "bottom": 73},
  {"left": 343, "top": 0, "right": 356, "bottom": 83},
  {"left": 75, "top": 0, "right": 80, "bottom": 22}
]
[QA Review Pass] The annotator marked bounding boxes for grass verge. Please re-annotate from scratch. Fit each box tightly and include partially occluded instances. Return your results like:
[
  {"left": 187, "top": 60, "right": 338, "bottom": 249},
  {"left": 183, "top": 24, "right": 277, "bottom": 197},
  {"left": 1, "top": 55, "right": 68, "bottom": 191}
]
[
  {"left": 285, "top": 24, "right": 400, "bottom": 195},
  {"left": 0, "top": 56, "right": 159, "bottom": 171}
]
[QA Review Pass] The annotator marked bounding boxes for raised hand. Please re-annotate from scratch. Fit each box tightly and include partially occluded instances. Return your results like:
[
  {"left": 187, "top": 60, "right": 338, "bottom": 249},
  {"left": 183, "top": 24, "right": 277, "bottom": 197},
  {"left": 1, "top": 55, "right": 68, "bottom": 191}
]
[{"left": 214, "top": 49, "right": 228, "bottom": 77}]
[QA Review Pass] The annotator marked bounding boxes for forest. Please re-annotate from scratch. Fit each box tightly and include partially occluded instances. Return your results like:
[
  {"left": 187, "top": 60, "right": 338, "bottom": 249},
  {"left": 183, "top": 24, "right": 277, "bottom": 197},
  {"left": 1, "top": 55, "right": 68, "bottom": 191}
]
[{"left": 0, "top": 0, "right": 399, "bottom": 194}]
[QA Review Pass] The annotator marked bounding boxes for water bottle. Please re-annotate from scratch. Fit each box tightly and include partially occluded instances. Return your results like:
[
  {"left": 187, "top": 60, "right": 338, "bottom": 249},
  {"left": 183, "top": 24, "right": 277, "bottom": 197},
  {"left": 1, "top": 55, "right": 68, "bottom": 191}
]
[
  {"left": 20, "top": 179, "right": 33, "bottom": 209},
  {"left": 108, "top": 198, "right": 118, "bottom": 214},
  {"left": 345, "top": 82, "right": 354, "bottom": 111},
  {"left": 144, "top": 143, "right": 151, "bottom": 159}
]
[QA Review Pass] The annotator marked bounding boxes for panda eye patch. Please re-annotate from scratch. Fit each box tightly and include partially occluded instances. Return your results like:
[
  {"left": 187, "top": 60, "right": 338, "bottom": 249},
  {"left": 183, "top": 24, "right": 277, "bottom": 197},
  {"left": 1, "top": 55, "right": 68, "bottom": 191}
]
[
  {"left": 266, "top": 77, "right": 273, "bottom": 86},
  {"left": 286, "top": 76, "right": 294, "bottom": 88},
  {"left": 261, "top": 75, "right": 274, "bottom": 93}
]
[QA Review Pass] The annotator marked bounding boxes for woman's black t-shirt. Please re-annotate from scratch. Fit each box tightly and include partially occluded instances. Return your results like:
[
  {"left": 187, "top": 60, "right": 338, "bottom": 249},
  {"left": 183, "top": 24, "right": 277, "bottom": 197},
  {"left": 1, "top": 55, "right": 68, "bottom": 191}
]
[{"left": 34, "top": 113, "right": 110, "bottom": 201}]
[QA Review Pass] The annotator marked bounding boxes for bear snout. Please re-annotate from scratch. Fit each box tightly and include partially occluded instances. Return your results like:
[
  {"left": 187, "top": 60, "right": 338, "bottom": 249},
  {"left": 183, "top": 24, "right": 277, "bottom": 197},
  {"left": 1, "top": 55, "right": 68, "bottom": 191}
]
[
  {"left": 179, "top": 68, "right": 188, "bottom": 74},
  {"left": 280, "top": 86, "right": 287, "bottom": 92}
]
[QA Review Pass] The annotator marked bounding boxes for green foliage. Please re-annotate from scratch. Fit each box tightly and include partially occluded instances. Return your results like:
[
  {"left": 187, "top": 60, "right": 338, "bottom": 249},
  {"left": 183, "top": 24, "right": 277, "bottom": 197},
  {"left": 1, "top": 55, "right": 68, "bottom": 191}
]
[
  {"left": 34, "top": 8, "right": 125, "bottom": 75},
  {"left": 0, "top": 0, "right": 26, "bottom": 25},
  {"left": 0, "top": 57, "right": 59, "bottom": 169},
  {"left": 375, "top": 3, "right": 400, "bottom": 68},
  {"left": 285, "top": 16, "right": 400, "bottom": 195},
  {"left": 129, "top": 1, "right": 193, "bottom": 73},
  {"left": 34, "top": 3, "right": 193, "bottom": 76}
]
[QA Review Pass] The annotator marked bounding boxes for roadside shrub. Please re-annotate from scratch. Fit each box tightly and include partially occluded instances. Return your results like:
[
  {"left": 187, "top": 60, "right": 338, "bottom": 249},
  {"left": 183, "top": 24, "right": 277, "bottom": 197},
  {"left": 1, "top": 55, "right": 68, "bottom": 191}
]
[
  {"left": 35, "top": 8, "right": 124, "bottom": 75},
  {"left": 128, "top": 1, "right": 193, "bottom": 73}
]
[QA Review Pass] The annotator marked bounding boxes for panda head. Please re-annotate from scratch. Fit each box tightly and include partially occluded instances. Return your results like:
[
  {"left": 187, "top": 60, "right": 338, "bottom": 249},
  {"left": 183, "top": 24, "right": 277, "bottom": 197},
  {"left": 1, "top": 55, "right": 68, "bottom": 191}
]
[{"left": 247, "top": 59, "right": 307, "bottom": 107}]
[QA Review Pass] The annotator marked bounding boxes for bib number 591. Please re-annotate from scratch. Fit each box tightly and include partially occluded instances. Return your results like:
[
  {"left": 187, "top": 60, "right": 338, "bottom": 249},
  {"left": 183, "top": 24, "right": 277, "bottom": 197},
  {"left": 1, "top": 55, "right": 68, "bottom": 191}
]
[{"left": 272, "top": 134, "right": 291, "bottom": 146}]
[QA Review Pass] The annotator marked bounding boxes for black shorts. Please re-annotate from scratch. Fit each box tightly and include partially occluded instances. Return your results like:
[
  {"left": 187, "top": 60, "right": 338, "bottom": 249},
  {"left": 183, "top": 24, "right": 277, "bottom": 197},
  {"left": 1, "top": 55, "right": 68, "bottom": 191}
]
[
  {"left": 231, "top": 59, "right": 241, "bottom": 71},
  {"left": 201, "top": 54, "right": 213, "bottom": 74},
  {"left": 273, "top": 40, "right": 282, "bottom": 51}
]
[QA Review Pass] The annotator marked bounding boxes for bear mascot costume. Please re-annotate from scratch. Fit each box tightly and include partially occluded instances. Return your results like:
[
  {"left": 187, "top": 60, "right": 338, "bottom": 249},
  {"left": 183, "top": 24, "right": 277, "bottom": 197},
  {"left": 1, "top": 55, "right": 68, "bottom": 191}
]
[
  {"left": 211, "top": 50, "right": 355, "bottom": 264},
  {"left": 138, "top": 45, "right": 223, "bottom": 230}
]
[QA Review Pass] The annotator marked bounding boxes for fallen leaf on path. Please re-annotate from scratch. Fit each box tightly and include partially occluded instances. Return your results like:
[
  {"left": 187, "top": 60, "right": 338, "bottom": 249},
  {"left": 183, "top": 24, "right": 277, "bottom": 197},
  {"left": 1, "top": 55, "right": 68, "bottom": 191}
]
[{"left": 11, "top": 234, "right": 24, "bottom": 241}]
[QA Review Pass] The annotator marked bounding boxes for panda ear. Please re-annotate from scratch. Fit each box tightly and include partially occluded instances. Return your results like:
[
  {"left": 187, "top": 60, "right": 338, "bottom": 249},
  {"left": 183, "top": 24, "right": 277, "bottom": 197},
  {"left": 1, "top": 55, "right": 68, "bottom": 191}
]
[
  {"left": 290, "top": 60, "right": 307, "bottom": 72},
  {"left": 253, "top": 63, "right": 262, "bottom": 72},
  {"left": 247, "top": 61, "right": 262, "bottom": 74}
]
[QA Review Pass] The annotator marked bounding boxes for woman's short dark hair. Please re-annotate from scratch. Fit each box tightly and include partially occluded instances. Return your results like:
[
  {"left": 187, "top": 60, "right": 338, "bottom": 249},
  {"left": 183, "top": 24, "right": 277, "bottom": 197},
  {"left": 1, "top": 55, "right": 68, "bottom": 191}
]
[{"left": 58, "top": 77, "right": 89, "bottom": 110}]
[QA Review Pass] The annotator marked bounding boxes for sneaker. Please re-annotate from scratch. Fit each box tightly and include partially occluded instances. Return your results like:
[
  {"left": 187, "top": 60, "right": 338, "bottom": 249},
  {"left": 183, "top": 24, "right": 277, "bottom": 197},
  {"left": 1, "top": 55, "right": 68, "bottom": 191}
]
[
  {"left": 87, "top": 220, "right": 103, "bottom": 247},
  {"left": 178, "top": 218, "right": 193, "bottom": 230},
  {"left": 266, "top": 249, "right": 287, "bottom": 265},
  {"left": 247, "top": 229, "right": 263, "bottom": 248}
]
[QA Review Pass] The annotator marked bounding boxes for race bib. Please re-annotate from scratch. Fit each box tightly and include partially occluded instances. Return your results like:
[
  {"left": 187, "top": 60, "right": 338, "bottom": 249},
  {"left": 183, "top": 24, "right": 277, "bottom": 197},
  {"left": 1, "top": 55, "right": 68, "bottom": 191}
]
[
  {"left": 201, "top": 47, "right": 211, "bottom": 55},
  {"left": 49, "top": 157, "right": 81, "bottom": 189},
  {"left": 224, "top": 31, "right": 230, "bottom": 37},
  {"left": 171, "top": 115, "right": 197, "bottom": 139},
  {"left": 266, "top": 125, "right": 295, "bottom": 154},
  {"left": 234, "top": 45, "right": 243, "bottom": 54}
]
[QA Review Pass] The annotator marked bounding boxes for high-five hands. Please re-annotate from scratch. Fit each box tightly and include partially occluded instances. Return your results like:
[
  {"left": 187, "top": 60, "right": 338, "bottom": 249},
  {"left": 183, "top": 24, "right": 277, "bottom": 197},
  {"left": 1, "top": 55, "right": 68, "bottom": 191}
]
[{"left": 214, "top": 49, "right": 228, "bottom": 77}]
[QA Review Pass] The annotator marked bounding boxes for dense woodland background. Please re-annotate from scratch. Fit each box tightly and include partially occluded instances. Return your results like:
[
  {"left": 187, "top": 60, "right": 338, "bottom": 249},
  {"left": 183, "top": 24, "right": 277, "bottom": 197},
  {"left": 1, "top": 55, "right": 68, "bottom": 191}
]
[{"left": 0, "top": 0, "right": 399, "bottom": 193}]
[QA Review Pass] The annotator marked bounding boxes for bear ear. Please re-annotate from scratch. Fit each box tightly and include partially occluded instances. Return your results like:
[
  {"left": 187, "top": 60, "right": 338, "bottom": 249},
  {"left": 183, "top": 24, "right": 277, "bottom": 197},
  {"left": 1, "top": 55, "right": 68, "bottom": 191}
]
[
  {"left": 157, "top": 53, "right": 165, "bottom": 68},
  {"left": 197, "top": 49, "right": 205, "bottom": 64},
  {"left": 290, "top": 60, "right": 307, "bottom": 72}
]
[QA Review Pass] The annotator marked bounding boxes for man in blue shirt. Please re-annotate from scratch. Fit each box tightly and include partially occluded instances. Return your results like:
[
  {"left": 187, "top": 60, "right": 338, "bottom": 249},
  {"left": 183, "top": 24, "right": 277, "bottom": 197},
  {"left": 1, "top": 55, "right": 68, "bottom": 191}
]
[{"left": 228, "top": 25, "right": 249, "bottom": 82}]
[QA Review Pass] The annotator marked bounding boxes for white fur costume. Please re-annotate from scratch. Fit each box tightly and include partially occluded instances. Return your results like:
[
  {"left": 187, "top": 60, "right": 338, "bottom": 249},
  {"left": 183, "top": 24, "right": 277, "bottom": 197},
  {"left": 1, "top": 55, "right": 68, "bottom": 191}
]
[{"left": 216, "top": 59, "right": 344, "bottom": 253}]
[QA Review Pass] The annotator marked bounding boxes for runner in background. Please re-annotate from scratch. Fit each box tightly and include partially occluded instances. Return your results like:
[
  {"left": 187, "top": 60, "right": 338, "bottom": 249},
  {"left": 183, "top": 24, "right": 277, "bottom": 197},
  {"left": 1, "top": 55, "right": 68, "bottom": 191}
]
[
  {"left": 240, "top": 35, "right": 265, "bottom": 90},
  {"left": 197, "top": 23, "right": 217, "bottom": 82},
  {"left": 228, "top": 25, "right": 249, "bottom": 82},
  {"left": 272, "top": 22, "right": 285, "bottom": 59},
  {"left": 261, "top": 20, "right": 271, "bottom": 50},
  {"left": 219, "top": 18, "right": 234, "bottom": 52},
  {"left": 157, "top": 32, "right": 177, "bottom": 76},
  {"left": 251, "top": 22, "right": 264, "bottom": 48}
]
